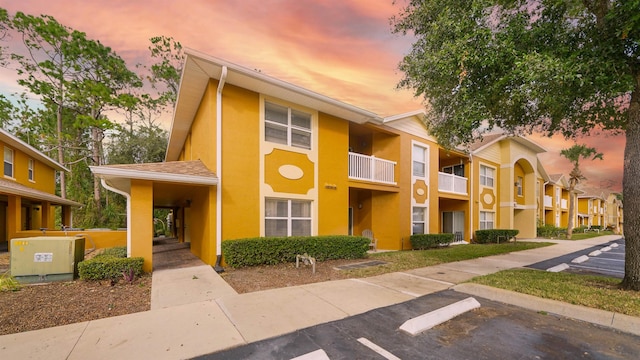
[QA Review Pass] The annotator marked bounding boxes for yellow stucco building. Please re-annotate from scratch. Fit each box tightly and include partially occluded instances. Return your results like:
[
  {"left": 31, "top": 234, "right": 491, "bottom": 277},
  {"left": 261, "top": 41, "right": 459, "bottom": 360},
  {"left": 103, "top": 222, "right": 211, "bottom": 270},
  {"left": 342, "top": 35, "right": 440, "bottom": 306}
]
[
  {"left": 0, "top": 128, "right": 79, "bottom": 250},
  {"left": 90, "top": 50, "right": 622, "bottom": 271}
]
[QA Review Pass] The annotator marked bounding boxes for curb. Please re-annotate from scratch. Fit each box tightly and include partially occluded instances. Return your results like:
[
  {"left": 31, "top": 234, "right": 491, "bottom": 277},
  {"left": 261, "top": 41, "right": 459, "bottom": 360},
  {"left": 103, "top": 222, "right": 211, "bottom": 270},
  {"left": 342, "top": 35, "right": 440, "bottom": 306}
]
[{"left": 453, "top": 283, "right": 640, "bottom": 336}]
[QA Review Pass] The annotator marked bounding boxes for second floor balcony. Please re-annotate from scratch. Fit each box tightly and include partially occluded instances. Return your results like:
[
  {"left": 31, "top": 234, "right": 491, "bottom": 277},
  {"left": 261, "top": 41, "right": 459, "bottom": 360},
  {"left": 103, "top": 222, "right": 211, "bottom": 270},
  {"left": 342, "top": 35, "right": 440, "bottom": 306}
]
[
  {"left": 438, "top": 172, "right": 467, "bottom": 195},
  {"left": 348, "top": 152, "right": 396, "bottom": 185},
  {"left": 561, "top": 199, "right": 568, "bottom": 210},
  {"left": 544, "top": 195, "right": 552, "bottom": 207}
]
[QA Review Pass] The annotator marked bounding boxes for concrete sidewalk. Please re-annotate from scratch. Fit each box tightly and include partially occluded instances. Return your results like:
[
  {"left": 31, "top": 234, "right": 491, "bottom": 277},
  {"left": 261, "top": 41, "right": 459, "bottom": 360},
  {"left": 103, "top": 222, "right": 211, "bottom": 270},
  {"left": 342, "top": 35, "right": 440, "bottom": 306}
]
[{"left": 1, "top": 235, "right": 636, "bottom": 360}]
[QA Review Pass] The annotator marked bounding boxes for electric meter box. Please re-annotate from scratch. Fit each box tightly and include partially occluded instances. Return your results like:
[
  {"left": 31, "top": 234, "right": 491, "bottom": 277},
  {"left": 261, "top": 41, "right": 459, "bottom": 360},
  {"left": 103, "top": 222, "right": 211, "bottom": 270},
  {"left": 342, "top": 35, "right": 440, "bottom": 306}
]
[{"left": 10, "top": 236, "right": 85, "bottom": 283}]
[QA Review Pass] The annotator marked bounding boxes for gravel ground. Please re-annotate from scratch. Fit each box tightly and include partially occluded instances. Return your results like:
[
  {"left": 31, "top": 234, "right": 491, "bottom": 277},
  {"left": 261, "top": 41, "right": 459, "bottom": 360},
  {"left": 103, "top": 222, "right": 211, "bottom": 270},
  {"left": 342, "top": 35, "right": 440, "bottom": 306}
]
[{"left": 0, "top": 252, "right": 151, "bottom": 336}]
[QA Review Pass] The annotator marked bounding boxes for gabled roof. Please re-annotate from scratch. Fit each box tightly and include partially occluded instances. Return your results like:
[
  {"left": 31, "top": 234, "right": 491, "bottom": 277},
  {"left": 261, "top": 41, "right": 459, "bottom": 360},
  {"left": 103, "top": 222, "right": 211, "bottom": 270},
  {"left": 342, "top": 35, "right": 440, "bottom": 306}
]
[
  {"left": 548, "top": 174, "right": 569, "bottom": 188},
  {"left": 90, "top": 160, "right": 218, "bottom": 194},
  {"left": 0, "top": 128, "right": 69, "bottom": 172},
  {"left": 469, "top": 132, "right": 546, "bottom": 154},
  {"left": 166, "top": 49, "right": 386, "bottom": 161},
  {"left": 577, "top": 186, "right": 606, "bottom": 199}
]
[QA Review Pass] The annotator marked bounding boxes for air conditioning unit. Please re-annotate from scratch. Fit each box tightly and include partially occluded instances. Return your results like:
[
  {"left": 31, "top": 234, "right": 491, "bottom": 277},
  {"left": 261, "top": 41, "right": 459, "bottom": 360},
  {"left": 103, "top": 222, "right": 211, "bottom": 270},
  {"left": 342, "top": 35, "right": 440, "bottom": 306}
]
[{"left": 10, "top": 236, "right": 85, "bottom": 283}]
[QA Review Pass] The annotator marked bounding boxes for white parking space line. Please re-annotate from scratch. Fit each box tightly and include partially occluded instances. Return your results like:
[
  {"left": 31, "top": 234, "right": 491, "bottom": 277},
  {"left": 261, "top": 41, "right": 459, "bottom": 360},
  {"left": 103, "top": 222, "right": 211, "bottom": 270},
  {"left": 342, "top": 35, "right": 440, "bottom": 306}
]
[
  {"left": 357, "top": 338, "right": 401, "bottom": 360},
  {"left": 571, "top": 264, "right": 625, "bottom": 274},
  {"left": 290, "top": 349, "right": 330, "bottom": 360}
]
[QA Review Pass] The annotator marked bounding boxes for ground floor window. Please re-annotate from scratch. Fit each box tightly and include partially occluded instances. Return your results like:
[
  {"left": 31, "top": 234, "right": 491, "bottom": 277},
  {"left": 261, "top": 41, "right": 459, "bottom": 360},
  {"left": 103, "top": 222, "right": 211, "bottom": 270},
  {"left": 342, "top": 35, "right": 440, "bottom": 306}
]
[
  {"left": 412, "top": 206, "right": 427, "bottom": 235},
  {"left": 265, "top": 198, "right": 311, "bottom": 237},
  {"left": 479, "top": 211, "right": 494, "bottom": 230}
]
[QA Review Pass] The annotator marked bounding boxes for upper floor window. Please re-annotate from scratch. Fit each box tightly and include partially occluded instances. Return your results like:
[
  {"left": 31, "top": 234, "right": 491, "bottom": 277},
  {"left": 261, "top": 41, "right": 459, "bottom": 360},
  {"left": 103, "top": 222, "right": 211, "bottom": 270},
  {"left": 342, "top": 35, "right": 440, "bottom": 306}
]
[
  {"left": 412, "top": 144, "right": 428, "bottom": 177},
  {"left": 4, "top": 147, "right": 13, "bottom": 178},
  {"left": 556, "top": 187, "right": 561, "bottom": 206},
  {"left": 479, "top": 165, "right": 494, "bottom": 187},
  {"left": 516, "top": 176, "right": 523, "bottom": 197},
  {"left": 442, "top": 164, "right": 464, "bottom": 177},
  {"left": 265, "top": 198, "right": 312, "bottom": 237},
  {"left": 28, "top": 158, "right": 34, "bottom": 181},
  {"left": 264, "top": 101, "right": 312, "bottom": 149}
]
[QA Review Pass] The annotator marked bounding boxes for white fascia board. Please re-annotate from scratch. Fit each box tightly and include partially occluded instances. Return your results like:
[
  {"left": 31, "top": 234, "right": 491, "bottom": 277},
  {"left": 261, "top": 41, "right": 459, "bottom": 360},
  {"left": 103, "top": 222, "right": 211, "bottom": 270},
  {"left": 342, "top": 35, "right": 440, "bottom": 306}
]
[
  {"left": 0, "top": 128, "right": 69, "bottom": 172},
  {"left": 383, "top": 109, "right": 427, "bottom": 123},
  {"left": 90, "top": 166, "right": 218, "bottom": 186}
]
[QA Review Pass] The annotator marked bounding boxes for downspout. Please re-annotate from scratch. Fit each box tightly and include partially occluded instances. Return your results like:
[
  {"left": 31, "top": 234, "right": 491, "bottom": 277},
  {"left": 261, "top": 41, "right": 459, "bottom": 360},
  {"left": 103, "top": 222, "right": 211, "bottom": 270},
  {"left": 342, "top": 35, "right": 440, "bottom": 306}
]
[
  {"left": 214, "top": 66, "right": 227, "bottom": 273},
  {"left": 101, "top": 178, "right": 132, "bottom": 257},
  {"left": 469, "top": 152, "right": 473, "bottom": 243},
  {"left": 542, "top": 181, "right": 549, "bottom": 225}
]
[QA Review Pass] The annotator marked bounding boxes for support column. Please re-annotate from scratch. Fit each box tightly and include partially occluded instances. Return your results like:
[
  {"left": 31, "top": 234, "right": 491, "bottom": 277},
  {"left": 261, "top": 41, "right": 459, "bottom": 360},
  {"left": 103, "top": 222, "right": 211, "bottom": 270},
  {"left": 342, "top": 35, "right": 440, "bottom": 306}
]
[
  {"left": 40, "top": 201, "right": 51, "bottom": 230},
  {"left": 130, "top": 179, "right": 154, "bottom": 272},
  {"left": 7, "top": 195, "right": 21, "bottom": 250}
]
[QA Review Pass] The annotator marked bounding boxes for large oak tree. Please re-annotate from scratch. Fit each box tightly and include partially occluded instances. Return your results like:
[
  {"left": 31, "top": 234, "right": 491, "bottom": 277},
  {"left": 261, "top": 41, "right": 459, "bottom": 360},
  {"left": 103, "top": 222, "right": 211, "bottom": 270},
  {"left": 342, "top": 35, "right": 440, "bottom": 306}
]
[{"left": 392, "top": 0, "right": 640, "bottom": 289}]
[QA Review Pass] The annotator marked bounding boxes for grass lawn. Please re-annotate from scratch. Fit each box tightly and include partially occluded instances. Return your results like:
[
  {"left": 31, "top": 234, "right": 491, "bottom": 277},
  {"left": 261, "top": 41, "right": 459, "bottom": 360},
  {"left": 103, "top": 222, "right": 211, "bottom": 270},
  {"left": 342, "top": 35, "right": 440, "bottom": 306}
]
[
  {"left": 470, "top": 269, "right": 640, "bottom": 317},
  {"left": 344, "top": 242, "right": 553, "bottom": 278}
]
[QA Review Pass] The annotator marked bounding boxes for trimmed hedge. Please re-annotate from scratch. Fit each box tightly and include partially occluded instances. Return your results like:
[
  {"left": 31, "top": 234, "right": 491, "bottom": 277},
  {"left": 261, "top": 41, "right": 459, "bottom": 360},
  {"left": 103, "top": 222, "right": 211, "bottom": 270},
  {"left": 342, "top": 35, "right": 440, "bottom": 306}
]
[
  {"left": 222, "top": 235, "right": 370, "bottom": 267},
  {"left": 474, "top": 229, "right": 519, "bottom": 244},
  {"left": 78, "top": 246, "right": 144, "bottom": 281},
  {"left": 410, "top": 233, "right": 454, "bottom": 250}
]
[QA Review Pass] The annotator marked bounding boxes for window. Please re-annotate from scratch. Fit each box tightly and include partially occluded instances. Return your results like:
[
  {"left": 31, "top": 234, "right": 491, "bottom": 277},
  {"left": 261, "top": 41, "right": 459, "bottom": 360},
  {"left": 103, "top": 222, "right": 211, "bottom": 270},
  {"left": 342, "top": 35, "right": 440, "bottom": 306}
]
[
  {"left": 556, "top": 187, "right": 561, "bottom": 206},
  {"left": 4, "top": 147, "right": 13, "bottom": 178},
  {"left": 412, "top": 144, "right": 428, "bottom": 177},
  {"left": 442, "top": 164, "right": 464, "bottom": 177},
  {"left": 412, "top": 207, "right": 427, "bottom": 235},
  {"left": 516, "top": 176, "right": 523, "bottom": 197},
  {"left": 264, "top": 101, "right": 312, "bottom": 149},
  {"left": 265, "top": 199, "right": 311, "bottom": 237},
  {"left": 479, "top": 211, "right": 494, "bottom": 230},
  {"left": 479, "top": 165, "right": 494, "bottom": 187},
  {"left": 28, "top": 159, "right": 34, "bottom": 181}
]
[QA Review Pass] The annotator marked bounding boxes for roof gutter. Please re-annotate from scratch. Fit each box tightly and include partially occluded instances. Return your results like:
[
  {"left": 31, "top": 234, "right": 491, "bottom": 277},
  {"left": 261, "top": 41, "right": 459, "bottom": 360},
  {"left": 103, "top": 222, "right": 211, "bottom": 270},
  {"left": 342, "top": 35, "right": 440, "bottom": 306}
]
[
  {"left": 100, "top": 178, "right": 132, "bottom": 257},
  {"left": 214, "top": 66, "right": 227, "bottom": 273}
]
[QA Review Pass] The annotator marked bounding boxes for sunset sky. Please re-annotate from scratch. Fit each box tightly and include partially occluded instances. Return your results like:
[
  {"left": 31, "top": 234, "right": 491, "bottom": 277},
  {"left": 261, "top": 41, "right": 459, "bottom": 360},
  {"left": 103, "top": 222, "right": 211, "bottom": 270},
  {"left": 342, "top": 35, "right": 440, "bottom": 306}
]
[{"left": 0, "top": 0, "right": 625, "bottom": 192}]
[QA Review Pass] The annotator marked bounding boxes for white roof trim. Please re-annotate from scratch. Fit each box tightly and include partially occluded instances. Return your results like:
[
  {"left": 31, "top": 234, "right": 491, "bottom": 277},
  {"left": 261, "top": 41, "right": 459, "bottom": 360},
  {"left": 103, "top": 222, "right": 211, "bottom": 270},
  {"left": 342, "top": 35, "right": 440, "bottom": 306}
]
[
  {"left": 0, "top": 128, "right": 69, "bottom": 172},
  {"left": 383, "top": 109, "right": 426, "bottom": 123},
  {"left": 90, "top": 166, "right": 218, "bottom": 186},
  {"left": 166, "top": 48, "right": 385, "bottom": 161}
]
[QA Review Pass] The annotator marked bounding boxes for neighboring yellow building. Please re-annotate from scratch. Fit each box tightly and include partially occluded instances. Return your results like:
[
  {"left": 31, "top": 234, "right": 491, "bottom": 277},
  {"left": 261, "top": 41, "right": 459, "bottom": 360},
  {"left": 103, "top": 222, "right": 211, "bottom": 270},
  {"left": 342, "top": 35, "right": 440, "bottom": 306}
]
[
  {"left": 90, "top": 50, "right": 622, "bottom": 270},
  {"left": 577, "top": 188, "right": 607, "bottom": 228},
  {"left": 0, "top": 128, "right": 80, "bottom": 250},
  {"left": 606, "top": 192, "right": 624, "bottom": 234}
]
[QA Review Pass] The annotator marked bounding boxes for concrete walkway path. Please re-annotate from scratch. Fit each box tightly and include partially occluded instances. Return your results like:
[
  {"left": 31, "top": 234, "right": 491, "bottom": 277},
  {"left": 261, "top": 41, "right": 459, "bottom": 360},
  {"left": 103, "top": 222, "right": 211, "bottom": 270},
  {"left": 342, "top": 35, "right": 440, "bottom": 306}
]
[{"left": 2, "top": 235, "right": 637, "bottom": 360}]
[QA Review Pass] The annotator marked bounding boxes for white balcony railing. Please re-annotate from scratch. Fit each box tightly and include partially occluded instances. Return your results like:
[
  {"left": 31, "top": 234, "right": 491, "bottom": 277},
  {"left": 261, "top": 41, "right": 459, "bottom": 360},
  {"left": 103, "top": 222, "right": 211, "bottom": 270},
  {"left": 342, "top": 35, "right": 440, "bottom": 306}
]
[
  {"left": 438, "top": 172, "right": 468, "bottom": 195},
  {"left": 561, "top": 199, "right": 568, "bottom": 209},
  {"left": 348, "top": 152, "right": 396, "bottom": 185},
  {"left": 544, "top": 195, "right": 552, "bottom": 207}
]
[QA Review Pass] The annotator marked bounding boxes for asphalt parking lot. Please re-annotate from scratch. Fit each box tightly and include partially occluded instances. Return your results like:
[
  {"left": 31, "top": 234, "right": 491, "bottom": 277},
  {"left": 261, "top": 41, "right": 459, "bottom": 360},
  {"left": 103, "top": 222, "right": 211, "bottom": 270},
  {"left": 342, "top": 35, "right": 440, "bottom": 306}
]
[
  {"left": 527, "top": 237, "right": 625, "bottom": 278},
  {"left": 198, "top": 289, "right": 640, "bottom": 360}
]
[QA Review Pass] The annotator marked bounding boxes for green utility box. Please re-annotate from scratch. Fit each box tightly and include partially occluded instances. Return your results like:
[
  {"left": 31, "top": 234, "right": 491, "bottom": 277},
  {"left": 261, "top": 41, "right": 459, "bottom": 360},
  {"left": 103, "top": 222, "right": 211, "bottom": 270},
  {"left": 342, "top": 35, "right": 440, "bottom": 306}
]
[{"left": 10, "top": 236, "right": 85, "bottom": 283}]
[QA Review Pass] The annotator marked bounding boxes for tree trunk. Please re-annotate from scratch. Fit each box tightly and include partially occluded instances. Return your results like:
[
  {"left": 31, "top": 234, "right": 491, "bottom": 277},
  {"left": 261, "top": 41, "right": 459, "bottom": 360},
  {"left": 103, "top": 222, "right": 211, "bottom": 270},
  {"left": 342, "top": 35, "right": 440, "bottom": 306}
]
[
  {"left": 622, "top": 74, "right": 640, "bottom": 290},
  {"left": 91, "top": 125, "right": 102, "bottom": 215},
  {"left": 57, "top": 101, "right": 66, "bottom": 199}
]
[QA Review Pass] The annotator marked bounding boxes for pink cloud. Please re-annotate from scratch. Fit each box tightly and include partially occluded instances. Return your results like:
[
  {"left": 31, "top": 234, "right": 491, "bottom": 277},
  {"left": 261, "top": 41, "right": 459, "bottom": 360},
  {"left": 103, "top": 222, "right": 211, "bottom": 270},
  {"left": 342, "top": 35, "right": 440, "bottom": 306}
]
[{"left": 0, "top": 0, "right": 625, "bottom": 191}]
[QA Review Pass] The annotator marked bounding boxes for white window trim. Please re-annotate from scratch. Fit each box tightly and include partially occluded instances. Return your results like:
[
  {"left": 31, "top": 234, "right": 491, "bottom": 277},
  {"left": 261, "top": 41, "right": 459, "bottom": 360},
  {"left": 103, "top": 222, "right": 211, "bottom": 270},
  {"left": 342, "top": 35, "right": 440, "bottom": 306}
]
[
  {"left": 264, "top": 101, "right": 312, "bottom": 150},
  {"left": 479, "top": 164, "right": 495, "bottom": 188},
  {"left": 479, "top": 211, "right": 494, "bottom": 230},
  {"left": 264, "top": 198, "right": 312, "bottom": 237},
  {"left": 412, "top": 205, "right": 428, "bottom": 235},
  {"left": 28, "top": 158, "right": 35, "bottom": 182},
  {"left": 4, "top": 147, "right": 14, "bottom": 179},
  {"left": 411, "top": 140, "right": 429, "bottom": 180}
]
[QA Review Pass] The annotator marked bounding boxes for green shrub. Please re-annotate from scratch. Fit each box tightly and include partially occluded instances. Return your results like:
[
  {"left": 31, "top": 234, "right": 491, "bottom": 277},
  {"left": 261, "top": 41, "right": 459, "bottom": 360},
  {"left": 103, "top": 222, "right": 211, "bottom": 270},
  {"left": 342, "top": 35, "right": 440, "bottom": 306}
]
[
  {"left": 537, "top": 224, "right": 567, "bottom": 238},
  {"left": 0, "top": 271, "right": 21, "bottom": 292},
  {"left": 96, "top": 246, "right": 127, "bottom": 258},
  {"left": 474, "top": 229, "right": 519, "bottom": 244},
  {"left": 78, "top": 256, "right": 144, "bottom": 281},
  {"left": 410, "top": 233, "right": 455, "bottom": 250},
  {"left": 222, "top": 235, "right": 370, "bottom": 267}
]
